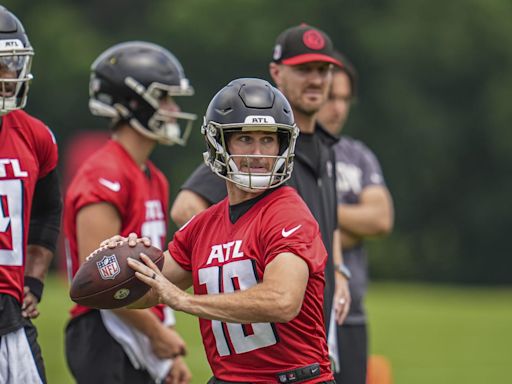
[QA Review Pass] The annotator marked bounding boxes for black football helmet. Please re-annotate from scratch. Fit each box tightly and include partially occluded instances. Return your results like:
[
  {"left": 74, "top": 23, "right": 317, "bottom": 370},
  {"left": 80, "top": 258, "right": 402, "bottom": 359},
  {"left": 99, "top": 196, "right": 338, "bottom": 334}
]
[
  {"left": 89, "top": 41, "right": 196, "bottom": 145},
  {"left": 0, "top": 7, "right": 34, "bottom": 115},
  {"left": 202, "top": 78, "right": 299, "bottom": 190}
]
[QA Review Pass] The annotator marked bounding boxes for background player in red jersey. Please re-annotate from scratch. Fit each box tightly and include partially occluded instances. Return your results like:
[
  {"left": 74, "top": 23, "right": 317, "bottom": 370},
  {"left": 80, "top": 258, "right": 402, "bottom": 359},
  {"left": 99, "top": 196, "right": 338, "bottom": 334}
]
[
  {"left": 0, "top": 6, "right": 62, "bottom": 384},
  {"left": 108, "top": 78, "right": 336, "bottom": 383},
  {"left": 64, "top": 42, "right": 195, "bottom": 384}
]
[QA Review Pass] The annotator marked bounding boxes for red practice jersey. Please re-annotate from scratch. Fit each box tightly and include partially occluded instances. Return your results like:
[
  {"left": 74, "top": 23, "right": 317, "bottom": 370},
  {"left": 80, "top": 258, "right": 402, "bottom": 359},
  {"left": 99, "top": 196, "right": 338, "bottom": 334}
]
[
  {"left": 64, "top": 139, "right": 169, "bottom": 319},
  {"left": 169, "top": 186, "right": 333, "bottom": 383},
  {"left": 0, "top": 110, "right": 58, "bottom": 303}
]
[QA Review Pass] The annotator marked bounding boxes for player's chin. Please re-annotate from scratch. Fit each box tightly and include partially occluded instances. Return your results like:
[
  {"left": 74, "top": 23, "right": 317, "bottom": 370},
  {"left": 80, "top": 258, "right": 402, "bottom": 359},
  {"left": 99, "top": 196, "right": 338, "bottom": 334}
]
[{"left": 300, "top": 100, "right": 323, "bottom": 115}]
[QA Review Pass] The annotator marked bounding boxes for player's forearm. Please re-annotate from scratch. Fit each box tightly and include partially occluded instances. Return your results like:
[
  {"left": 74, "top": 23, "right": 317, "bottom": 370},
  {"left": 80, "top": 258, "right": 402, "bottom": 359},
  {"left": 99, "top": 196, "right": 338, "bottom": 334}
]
[
  {"left": 332, "top": 229, "right": 343, "bottom": 266},
  {"left": 25, "top": 244, "right": 53, "bottom": 282},
  {"left": 176, "top": 282, "right": 302, "bottom": 324},
  {"left": 170, "top": 190, "right": 210, "bottom": 227}
]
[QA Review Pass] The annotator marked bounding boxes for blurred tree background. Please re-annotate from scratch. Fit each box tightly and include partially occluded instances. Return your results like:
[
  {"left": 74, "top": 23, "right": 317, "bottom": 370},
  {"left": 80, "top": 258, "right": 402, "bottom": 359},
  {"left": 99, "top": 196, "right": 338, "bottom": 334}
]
[{"left": 4, "top": 0, "right": 511, "bottom": 284}]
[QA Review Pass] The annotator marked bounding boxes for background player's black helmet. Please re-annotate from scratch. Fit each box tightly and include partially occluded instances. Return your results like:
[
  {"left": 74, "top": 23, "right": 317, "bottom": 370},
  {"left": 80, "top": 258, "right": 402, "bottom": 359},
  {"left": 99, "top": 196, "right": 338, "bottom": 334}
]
[
  {"left": 0, "top": 6, "right": 34, "bottom": 115},
  {"left": 202, "top": 78, "right": 299, "bottom": 190},
  {"left": 89, "top": 41, "right": 196, "bottom": 146}
]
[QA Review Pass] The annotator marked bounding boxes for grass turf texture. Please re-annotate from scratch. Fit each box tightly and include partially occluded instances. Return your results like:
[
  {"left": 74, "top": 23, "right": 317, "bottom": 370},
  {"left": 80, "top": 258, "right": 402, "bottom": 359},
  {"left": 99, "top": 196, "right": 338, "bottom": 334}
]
[{"left": 35, "top": 275, "right": 511, "bottom": 383}]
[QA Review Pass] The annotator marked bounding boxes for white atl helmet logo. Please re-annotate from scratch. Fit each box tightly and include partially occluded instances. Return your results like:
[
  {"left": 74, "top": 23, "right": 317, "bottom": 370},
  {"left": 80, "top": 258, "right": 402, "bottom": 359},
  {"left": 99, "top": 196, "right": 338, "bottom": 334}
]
[{"left": 244, "top": 115, "right": 276, "bottom": 124}]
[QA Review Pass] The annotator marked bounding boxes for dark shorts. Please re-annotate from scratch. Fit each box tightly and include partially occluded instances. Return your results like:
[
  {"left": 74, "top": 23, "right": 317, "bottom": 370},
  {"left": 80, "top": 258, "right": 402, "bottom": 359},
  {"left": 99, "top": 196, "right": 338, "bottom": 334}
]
[
  {"left": 0, "top": 294, "right": 46, "bottom": 383},
  {"left": 334, "top": 323, "right": 367, "bottom": 384},
  {"left": 65, "top": 310, "right": 153, "bottom": 384}
]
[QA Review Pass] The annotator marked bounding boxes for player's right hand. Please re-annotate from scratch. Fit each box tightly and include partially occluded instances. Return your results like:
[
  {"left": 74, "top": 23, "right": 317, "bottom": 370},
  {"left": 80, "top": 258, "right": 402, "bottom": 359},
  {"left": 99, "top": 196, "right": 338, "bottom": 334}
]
[
  {"left": 166, "top": 356, "right": 192, "bottom": 384},
  {"left": 21, "top": 287, "right": 40, "bottom": 319},
  {"left": 150, "top": 326, "right": 187, "bottom": 359}
]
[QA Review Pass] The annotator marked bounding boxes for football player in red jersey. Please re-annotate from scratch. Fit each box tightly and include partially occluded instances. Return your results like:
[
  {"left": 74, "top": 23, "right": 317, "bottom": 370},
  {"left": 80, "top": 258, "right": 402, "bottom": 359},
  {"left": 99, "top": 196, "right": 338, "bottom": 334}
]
[
  {"left": 111, "top": 78, "right": 336, "bottom": 383},
  {"left": 64, "top": 42, "right": 195, "bottom": 384},
  {"left": 0, "top": 6, "right": 62, "bottom": 384}
]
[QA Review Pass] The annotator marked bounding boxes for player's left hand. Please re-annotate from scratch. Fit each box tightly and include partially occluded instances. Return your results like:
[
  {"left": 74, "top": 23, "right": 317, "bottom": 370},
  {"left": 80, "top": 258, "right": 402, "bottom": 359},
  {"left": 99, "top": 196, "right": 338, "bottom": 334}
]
[
  {"left": 100, "top": 232, "right": 151, "bottom": 249},
  {"left": 22, "top": 286, "right": 40, "bottom": 319},
  {"left": 128, "top": 253, "right": 188, "bottom": 310},
  {"left": 165, "top": 356, "right": 192, "bottom": 384},
  {"left": 334, "top": 273, "right": 351, "bottom": 325}
]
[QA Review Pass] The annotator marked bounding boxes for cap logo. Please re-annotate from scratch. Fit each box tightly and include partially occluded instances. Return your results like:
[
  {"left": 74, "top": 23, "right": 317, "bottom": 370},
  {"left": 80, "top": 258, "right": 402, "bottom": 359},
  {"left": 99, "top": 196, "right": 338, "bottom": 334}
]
[
  {"left": 302, "top": 30, "right": 325, "bottom": 50},
  {"left": 273, "top": 44, "right": 282, "bottom": 61}
]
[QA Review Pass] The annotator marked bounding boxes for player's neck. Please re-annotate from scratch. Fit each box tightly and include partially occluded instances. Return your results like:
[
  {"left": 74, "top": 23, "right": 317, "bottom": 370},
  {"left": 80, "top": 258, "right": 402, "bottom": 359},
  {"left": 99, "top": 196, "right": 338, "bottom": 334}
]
[
  {"left": 112, "top": 125, "right": 157, "bottom": 167},
  {"left": 226, "top": 182, "right": 266, "bottom": 205}
]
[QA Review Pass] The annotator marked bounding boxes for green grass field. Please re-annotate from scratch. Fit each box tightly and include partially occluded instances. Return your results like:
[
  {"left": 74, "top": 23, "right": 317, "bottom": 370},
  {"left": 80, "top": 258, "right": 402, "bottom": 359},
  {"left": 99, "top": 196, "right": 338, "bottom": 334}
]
[{"left": 35, "top": 275, "right": 512, "bottom": 383}]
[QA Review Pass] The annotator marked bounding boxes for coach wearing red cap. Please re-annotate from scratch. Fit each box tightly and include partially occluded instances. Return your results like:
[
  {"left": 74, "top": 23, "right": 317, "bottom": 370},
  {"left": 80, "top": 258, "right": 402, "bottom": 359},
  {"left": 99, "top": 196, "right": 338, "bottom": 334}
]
[{"left": 269, "top": 21, "right": 351, "bottom": 364}]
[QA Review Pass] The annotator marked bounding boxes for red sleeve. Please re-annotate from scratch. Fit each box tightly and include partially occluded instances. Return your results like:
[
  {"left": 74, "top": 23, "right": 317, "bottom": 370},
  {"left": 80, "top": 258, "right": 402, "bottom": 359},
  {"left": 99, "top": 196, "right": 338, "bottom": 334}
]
[
  {"left": 167, "top": 216, "right": 197, "bottom": 271},
  {"left": 261, "top": 198, "right": 326, "bottom": 275},
  {"left": 33, "top": 122, "right": 58, "bottom": 179},
  {"left": 71, "top": 166, "right": 130, "bottom": 219}
]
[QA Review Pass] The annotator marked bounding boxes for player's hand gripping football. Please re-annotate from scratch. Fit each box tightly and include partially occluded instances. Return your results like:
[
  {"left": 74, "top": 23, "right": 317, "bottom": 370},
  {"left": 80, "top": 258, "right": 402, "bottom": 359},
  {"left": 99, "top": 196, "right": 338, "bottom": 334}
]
[
  {"left": 127, "top": 252, "right": 188, "bottom": 311},
  {"left": 100, "top": 232, "right": 152, "bottom": 249}
]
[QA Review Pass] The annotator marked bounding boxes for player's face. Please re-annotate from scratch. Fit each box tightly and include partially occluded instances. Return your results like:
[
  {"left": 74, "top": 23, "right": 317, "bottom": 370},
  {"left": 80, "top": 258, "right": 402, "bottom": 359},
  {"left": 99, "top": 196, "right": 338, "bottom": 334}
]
[
  {"left": 0, "top": 67, "right": 17, "bottom": 97},
  {"left": 272, "top": 62, "right": 333, "bottom": 117},
  {"left": 158, "top": 95, "right": 181, "bottom": 122},
  {"left": 317, "top": 71, "right": 353, "bottom": 135},
  {"left": 227, "top": 131, "right": 279, "bottom": 174}
]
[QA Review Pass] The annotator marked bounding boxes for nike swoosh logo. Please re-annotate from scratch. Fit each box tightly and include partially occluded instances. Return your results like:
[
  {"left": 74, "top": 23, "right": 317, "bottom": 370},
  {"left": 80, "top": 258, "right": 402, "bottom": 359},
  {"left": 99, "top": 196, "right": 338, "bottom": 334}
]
[
  {"left": 281, "top": 224, "right": 302, "bottom": 237},
  {"left": 98, "top": 178, "right": 121, "bottom": 192}
]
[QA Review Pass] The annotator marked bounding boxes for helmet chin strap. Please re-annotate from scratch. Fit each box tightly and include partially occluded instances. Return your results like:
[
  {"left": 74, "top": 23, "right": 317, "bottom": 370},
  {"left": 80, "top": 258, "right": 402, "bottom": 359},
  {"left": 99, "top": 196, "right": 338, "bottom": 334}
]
[{"left": 228, "top": 158, "right": 275, "bottom": 190}]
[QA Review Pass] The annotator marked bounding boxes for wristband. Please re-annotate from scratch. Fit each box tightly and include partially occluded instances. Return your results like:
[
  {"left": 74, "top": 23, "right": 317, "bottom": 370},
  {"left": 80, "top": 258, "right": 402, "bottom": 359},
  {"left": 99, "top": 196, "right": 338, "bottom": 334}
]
[
  {"left": 335, "top": 263, "right": 352, "bottom": 280},
  {"left": 25, "top": 276, "right": 44, "bottom": 302}
]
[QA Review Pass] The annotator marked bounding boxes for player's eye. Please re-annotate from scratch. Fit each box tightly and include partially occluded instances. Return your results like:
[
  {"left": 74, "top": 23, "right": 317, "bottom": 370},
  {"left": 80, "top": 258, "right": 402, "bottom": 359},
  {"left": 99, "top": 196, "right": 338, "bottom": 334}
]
[
  {"left": 261, "top": 136, "right": 276, "bottom": 144},
  {"left": 238, "top": 135, "right": 252, "bottom": 143}
]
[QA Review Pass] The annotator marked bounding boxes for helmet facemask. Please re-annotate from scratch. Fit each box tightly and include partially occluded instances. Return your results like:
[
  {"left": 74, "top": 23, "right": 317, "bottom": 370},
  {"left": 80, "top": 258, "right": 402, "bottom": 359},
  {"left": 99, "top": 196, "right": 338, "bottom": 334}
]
[
  {"left": 203, "top": 119, "right": 299, "bottom": 192},
  {"left": 122, "top": 77, "right": 196, "bottom": 146},
  {"left": 0, "top": 41, "right": 33, "bottom": 115}
]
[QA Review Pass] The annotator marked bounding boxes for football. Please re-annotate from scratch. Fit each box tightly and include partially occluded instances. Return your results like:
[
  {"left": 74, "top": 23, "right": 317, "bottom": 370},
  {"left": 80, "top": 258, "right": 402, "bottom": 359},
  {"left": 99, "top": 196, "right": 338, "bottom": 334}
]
[{"left": 69, "top": 242, "right": 164, "bottom": 309}]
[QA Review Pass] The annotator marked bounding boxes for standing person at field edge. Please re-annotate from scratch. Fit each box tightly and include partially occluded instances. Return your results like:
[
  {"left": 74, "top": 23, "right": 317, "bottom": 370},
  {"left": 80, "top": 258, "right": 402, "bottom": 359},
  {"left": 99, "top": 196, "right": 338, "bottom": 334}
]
[
  {"left": 64, "top": 41, "right": 195, "bottom": 384},
  {"left": 317, "top": 51, "right": 394, "bottom": 384},
  {"left": 106, "top": 77, "right": 336, "bottom": 383},
  {"left": 0, "top": 7, "right": 62, "bottom": 384},
  {"left": 171, "top": 23, "right": 351, "bottom": 339}
]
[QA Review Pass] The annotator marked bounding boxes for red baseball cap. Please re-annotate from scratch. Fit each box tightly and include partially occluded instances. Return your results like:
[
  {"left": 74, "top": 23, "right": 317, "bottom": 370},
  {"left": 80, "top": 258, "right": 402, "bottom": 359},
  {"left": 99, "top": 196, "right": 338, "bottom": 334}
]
[{"left": 272, "top": 24, "right": 343, "bottom": 68}]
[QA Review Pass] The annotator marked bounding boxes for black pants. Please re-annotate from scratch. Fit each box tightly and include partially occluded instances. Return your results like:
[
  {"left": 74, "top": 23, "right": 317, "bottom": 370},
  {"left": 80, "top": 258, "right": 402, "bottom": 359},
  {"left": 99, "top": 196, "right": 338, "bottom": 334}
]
[
  {"left": 334, "top": 323, "right": 367, "bottom": 384},
  {"left": 65, "top": 310, "right": 153, "bottom": 384}
]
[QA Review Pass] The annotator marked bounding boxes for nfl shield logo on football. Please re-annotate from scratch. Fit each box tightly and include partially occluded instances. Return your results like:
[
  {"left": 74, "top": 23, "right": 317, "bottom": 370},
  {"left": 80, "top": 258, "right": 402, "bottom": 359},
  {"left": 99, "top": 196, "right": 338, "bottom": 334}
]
[{"left": 96, "top": 254, "right": 121, "bottom": 280}]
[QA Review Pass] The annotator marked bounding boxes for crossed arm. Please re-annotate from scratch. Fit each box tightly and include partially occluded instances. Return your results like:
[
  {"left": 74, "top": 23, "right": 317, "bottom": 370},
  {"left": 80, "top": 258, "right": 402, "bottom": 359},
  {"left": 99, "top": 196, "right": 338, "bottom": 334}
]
[{"left": 338, "top": 185, "right": 394, "bottom": 249}]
